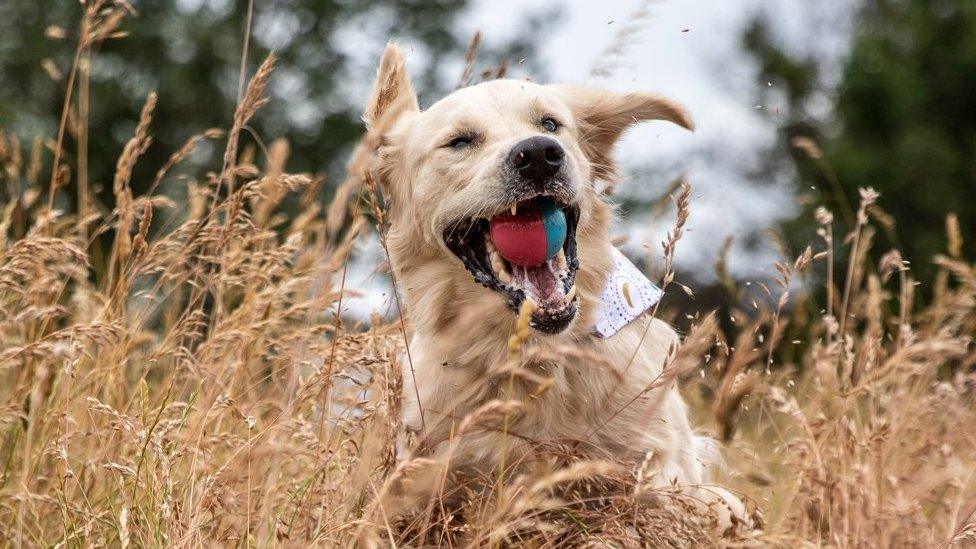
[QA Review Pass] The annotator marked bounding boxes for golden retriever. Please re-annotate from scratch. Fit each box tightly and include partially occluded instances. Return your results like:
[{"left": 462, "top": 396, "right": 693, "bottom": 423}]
[{"left": 358, "top": 43, "right": 750, "bottom": 530}]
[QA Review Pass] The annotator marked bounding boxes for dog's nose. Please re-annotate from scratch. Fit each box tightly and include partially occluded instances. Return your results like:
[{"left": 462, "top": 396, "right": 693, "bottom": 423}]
[{"left": 508, "top": 136, "right": 564, "bottom": 183}]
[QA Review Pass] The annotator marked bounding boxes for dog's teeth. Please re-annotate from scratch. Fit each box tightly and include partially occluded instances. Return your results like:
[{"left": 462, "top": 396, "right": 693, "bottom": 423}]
[
  {"left": 490, "top": 251, "right": 512, "bottom": 284},
  {"left": 566, "top": 284, "right": 577, "bottom": 302},
  {"left": 510, "top": 203, "right": 517, "bottom": 216},
  {"left": 555, "top": 249, "right": 567, "bottom": 271},
  {"left": 486, "top": 237, "right": 509, "bottom": 283}
]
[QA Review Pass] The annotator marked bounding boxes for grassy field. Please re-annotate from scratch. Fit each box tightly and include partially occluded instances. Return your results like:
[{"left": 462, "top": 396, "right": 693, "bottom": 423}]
[{"left": 2, "top": 2, "right": 975, "bottom": 547}]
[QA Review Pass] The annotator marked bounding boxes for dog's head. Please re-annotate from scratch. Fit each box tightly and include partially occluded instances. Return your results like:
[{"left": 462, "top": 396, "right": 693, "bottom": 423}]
[{"left": 362, "top": 43, "right": 692, "bottom": 335}]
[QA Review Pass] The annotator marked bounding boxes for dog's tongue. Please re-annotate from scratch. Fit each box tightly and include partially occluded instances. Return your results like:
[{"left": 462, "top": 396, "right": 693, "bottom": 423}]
[
  {"left": 523, "top": 262, "right": 559, "bottom": 299},
  {"left": 489, "top": 198, "right": 566, "bottom": 268}
]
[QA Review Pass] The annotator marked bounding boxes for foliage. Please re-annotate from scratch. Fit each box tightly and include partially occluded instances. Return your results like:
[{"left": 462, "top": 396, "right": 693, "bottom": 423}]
[
  {"left": 743, "top": 0, "right": 976, "bottom": 287},
  {"left": 0, "top": 0, "right": 542, "bottom": 215}
]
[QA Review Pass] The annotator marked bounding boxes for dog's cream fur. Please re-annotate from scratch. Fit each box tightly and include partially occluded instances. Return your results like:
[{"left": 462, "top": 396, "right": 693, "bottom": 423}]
[{"left": 360, "top": 44, "right": 748, "bottom": 524}]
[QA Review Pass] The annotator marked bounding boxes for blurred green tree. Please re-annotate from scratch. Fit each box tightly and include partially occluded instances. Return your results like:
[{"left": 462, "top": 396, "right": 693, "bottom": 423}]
[
  {"left": 743, "top": 0, "right": 975, "bottom": 286},
  {"left": 0, "top": 0, "right": 544, "bottom": 212}
]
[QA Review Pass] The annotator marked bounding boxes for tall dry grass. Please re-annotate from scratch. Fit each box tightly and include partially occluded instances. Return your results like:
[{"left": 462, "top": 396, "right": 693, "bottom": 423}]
[{"left": 1, "top": 2, "right": 975, "bottom": 546}]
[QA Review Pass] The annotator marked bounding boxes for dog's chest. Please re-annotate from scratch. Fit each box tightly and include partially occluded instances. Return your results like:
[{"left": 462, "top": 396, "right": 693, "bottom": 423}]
[{"left": 431, "top": 350, "right": 654, "bottom": 449}]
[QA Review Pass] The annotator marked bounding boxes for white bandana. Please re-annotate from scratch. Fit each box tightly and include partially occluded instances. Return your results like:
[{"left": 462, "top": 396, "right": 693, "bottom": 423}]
[{"left": 592, "top": 247, "right": 663, "bottom": 338}]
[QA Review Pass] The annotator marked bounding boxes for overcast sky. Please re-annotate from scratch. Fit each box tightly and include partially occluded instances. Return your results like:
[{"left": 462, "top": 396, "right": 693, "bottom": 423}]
[{"left": 342, "top": 0, "right": 855, "bottom": 319}]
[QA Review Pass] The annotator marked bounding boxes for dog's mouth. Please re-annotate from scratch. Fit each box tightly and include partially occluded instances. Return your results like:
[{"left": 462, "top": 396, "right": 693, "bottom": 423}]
[{"left": 443, "top": 195, "right": 580, "bottom": 334}]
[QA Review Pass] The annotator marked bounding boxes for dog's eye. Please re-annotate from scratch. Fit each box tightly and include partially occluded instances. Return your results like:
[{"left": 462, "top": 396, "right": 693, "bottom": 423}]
[
  {"left": 445, "top": 135, "right": 474, "bottom": 150},
  {"left": 540, "top": 117, "right": 560, "bottom": 132}
]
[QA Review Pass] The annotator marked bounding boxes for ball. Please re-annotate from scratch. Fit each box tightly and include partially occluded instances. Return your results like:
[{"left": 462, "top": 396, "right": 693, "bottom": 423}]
[{"left": 489, "top": 198, "right": 566, "bottom": 268}]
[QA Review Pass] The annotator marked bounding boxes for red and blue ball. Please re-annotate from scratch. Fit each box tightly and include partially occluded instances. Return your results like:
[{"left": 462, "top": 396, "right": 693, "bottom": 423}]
[{"left": 489, "top": 198, "right": 566, "bottom": 268}]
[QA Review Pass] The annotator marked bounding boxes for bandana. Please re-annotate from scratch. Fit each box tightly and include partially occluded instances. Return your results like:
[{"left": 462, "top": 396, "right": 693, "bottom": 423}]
[{"left": 592, "top": 247, "right": 663, "bottom": 338}]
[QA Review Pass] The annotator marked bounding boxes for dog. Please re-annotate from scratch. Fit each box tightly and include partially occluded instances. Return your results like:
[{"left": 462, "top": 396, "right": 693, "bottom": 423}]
[{"left": 358, "top": 43, "right": 750, "bottom": 530}]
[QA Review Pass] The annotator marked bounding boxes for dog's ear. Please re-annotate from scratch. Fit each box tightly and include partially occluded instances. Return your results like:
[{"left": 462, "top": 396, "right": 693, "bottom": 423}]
[
  {"left": 364, "top": 42, "right": 419, "bottom": 130},
  {"left": 550, "top": 85, "right": 693, "bottom": 182},
  {"left": 348, "top": 43, "right": 419, "bottom": 208}
]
